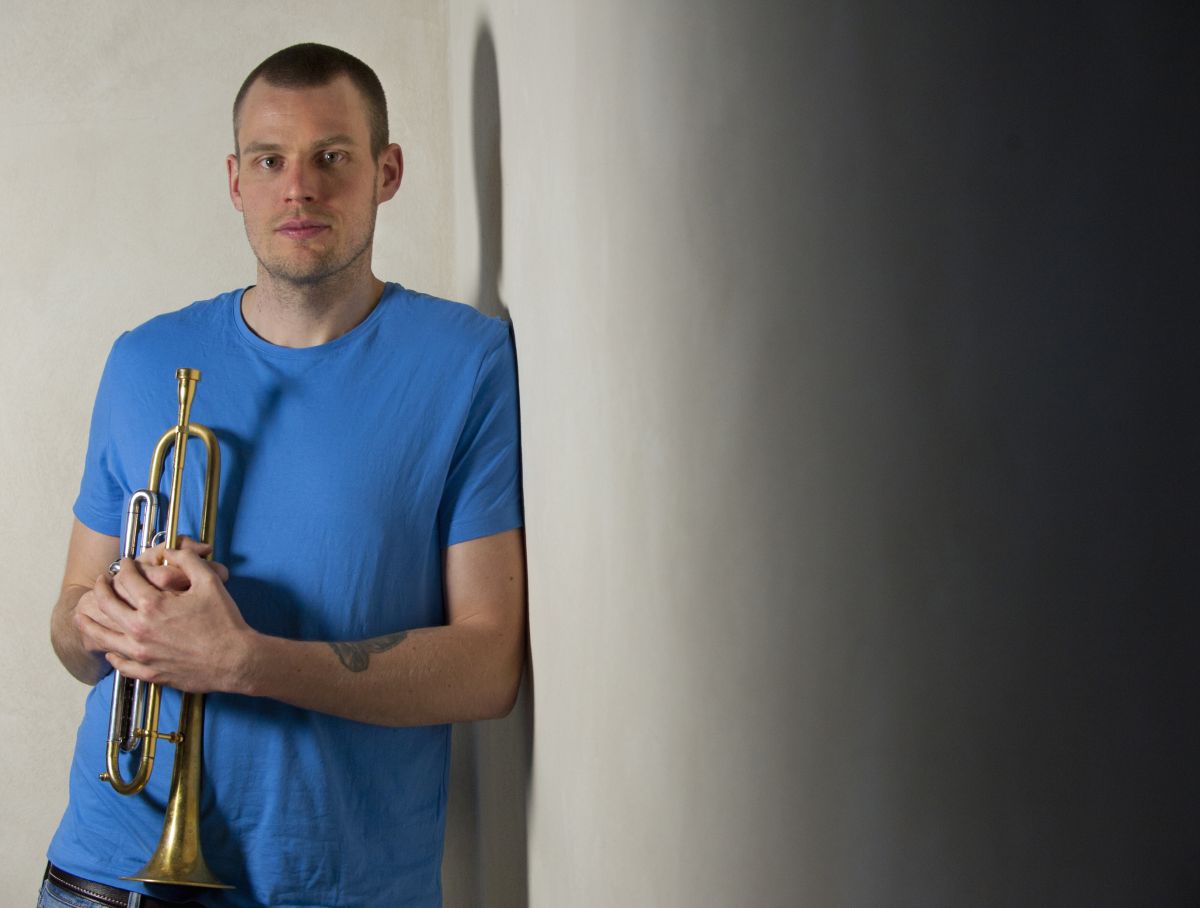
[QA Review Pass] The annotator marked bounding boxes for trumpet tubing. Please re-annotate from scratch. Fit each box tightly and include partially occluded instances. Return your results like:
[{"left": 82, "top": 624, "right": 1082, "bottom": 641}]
[{"left": 99, "top": 368, "right": 231, "bottom": 890}]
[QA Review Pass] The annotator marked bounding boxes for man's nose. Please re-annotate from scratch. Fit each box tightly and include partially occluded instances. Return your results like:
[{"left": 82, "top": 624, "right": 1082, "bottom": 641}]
[{"left": 285, "top": 160, "right": 318, "bottom": 203}]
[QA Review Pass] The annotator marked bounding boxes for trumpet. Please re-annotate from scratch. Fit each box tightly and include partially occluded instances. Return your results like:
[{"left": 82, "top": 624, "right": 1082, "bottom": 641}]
[{"left": 99, "top": 368, "right": 231, "bottom": 890}]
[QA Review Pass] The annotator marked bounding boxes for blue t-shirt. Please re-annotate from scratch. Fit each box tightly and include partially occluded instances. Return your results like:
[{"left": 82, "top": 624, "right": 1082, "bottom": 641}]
[{"left": 49, "top": 283, "right": 523, "bottom": 907}]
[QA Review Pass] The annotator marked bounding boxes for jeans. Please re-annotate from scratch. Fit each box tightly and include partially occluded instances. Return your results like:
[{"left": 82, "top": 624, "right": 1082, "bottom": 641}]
[{"left": 37, "top": 877, "right": 143, "bottom": 907}]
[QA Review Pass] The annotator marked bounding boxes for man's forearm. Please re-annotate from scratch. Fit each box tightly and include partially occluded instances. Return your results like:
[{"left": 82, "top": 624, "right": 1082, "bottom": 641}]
[
  {"left": 89, "top": 530, "right": 527, "bottom": 726},
  {"left": 232, "top": 620, "right": 524, "bottom": 727}
]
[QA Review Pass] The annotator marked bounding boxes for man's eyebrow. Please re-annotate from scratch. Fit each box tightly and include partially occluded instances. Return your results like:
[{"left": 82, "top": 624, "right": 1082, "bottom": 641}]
[
  {"left": 241, "top": 141, "right": 283, "bottom": 156},
  {"left": 314, "top": 134, "right": 358, "bottom": 148},
  {"left": 240, "top": 135, "right": 359, "bottom": 156}
]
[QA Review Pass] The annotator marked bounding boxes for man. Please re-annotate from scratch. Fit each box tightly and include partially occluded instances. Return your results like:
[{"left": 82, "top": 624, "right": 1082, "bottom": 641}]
[{"left": 42, "top": 43, "right": 525, "bottom": 908}]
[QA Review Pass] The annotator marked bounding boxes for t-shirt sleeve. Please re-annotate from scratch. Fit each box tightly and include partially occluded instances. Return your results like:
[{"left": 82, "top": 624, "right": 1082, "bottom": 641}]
[
  {"left": 73, "top": 334, "right": 129, "bottom": 537},
  {"left": 439, "top": 324, "right": 524, "bottom": 547}
]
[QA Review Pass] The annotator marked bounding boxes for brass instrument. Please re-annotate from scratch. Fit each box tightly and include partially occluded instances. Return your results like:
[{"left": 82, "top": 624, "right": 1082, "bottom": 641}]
[{"left": 99, "top": 368, "right": 231, "bottom": 890}]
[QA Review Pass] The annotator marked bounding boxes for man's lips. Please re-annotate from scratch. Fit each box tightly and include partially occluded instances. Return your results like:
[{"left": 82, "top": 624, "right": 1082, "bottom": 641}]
[{"left": 276, "top": 220, "right": 329, "bottom": 240}]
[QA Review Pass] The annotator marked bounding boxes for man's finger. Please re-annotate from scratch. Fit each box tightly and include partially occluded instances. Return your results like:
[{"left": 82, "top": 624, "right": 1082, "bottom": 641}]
[
  {"left": 105, "top": 651, "right": 151, "bottom": 681},
  {"left": 160, "top": 546, "right": 222, "bottom": 585},
  {"left": 111, "top": 557, "right": 165, "bottom": 608},
  {"left": 77, "top": 610, "right": 129, "bottom": 657},
  {"left": 139, "top": 562, "right": 193, "bottom": 592},
  {"left": 88, "top": 574, "right": 136, "bottom": 631}
]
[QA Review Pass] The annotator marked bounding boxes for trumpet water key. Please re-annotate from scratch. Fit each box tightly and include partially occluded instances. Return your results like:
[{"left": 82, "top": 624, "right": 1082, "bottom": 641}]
[{"left": 99, "top": 368, "right": 231, "bottom": 890}]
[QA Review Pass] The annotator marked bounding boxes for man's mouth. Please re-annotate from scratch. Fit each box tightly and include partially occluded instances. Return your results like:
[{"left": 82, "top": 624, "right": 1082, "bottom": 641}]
[{"left": 276, "top": 219, "right": 329, "bottom": 240}]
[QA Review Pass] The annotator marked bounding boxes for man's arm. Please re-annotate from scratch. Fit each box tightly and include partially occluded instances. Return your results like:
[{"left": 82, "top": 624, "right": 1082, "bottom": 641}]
[
  {"left": 77, "top": 527, "right": 527, "bottom": 726},
  {"left": 51, "top": 520, "right": 121, "bottom": 685}
]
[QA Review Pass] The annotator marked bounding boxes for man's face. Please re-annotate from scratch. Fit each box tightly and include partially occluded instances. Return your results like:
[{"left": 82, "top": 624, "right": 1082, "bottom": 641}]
[{"left": 227, "top": 75, "right": 400, "bottom": 287}]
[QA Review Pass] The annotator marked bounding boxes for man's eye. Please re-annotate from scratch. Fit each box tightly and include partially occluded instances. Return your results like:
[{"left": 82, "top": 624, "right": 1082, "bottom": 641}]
[
  {"left": 320, "top": 151, "right": 344, "bottom": 165},
  {"left": 258, "top": 156, "right": 280, "bottom": 170}
]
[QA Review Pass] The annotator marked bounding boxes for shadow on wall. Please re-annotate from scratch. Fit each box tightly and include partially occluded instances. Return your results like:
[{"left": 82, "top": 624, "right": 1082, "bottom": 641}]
[
  {"left": 473, "top": 21, "right": 507, "bottom": 321},
  {"left": 443, "top": 21, "right": 531, "bottom": 908}
]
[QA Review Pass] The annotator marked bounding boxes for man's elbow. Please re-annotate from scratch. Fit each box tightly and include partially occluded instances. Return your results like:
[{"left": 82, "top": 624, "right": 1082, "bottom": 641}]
[
  {"left": 479, "top": 647, "right": 524, "bottom": 720},
  {"left": 485, "top": 681, "right": 519, "bottom": 720}
]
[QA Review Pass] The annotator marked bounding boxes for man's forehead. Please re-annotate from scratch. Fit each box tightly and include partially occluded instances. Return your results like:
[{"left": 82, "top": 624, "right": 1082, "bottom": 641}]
[{"left": 237, "top": 75, "right": 371, "bottom": 143}]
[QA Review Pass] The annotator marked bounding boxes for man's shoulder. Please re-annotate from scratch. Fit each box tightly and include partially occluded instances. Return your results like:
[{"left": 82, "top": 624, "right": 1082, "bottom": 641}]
[
  {"left": 383, "top": 284, "right": 511, "bottom": 353},
  {"left": 102, "top": 289, "right": 241, "bottom": 379},
  {"left": 123, "top": 288, "right": 241, "bottom": 342}
]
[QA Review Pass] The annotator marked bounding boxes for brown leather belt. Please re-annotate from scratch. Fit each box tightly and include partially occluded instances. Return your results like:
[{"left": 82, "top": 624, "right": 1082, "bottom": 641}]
[{"left": 44, "top": 864, "right": 205, "bottom": 908}]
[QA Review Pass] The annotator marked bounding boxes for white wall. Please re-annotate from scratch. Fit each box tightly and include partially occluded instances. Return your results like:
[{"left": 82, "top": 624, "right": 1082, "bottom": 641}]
[{"left": 0, "top": 1, "right": 453, "bottom": 897}]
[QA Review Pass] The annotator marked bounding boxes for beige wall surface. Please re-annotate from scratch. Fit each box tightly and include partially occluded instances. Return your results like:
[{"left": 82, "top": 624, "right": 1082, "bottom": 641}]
[
  {"left": 446, "top": 4, "right": 810, "bottom": 904},
  {"left": 0, "top": 0, "right": 453, "bottom": 899},
  {"left": 6, "top": 2, "right": 1195, "bottom": 907}
]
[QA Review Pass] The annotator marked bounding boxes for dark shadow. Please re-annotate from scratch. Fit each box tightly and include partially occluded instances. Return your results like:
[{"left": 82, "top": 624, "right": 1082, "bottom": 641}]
[
  {"left": 444, "top": 21, "right": 531, "bottom": 908},
  {"left": 472, "top": 22, "right": 506, "bottom": 321}
]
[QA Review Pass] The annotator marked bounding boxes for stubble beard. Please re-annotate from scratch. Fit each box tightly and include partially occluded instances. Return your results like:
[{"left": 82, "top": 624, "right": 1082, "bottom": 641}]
[{"left": 248, "top": 191, "right": 379, "bottom": 292}]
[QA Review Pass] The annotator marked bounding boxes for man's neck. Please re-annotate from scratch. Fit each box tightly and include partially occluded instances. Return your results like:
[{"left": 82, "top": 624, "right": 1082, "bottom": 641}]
[{"left": 242, "top": 266, "right": 386, "bottom": 348}]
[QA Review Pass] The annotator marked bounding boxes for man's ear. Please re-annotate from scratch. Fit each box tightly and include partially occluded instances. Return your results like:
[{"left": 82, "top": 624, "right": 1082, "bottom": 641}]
[
  {"left": 377, "top": 143, "right": 404, "bottom": 204},
  {"left": 226, "top": 153, "right": 243, "bottom": 212}
]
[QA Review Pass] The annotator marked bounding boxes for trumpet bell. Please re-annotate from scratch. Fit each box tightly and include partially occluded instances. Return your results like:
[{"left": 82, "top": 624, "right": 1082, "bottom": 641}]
[{"left": 122, "top": 693, "right": 232, "bottom": 889}]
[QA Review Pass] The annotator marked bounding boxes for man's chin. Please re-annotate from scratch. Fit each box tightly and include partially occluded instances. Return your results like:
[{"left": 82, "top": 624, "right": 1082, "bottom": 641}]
[
  {"left": 250, "top": 234, "right": 373, "bottom": 290},
  {"left": 258, "top": 256, "right": 339, "bottom": 287},
  {"left": 274, "top": 269, "right": 331, "bottom": 287}
]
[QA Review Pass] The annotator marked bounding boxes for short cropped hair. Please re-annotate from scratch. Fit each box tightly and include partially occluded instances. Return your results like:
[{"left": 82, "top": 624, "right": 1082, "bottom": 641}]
[{"left": 233, "top": 43, "right": 389, "bottom": 157}]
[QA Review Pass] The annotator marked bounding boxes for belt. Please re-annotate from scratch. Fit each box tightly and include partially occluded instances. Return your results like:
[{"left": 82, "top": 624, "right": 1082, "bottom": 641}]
[{"left": 44, "top": 864, "right": 205, "bottom": 908}]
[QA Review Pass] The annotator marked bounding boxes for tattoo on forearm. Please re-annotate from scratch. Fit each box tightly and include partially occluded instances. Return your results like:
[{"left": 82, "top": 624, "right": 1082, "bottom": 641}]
[{"left": 328, "top": 631, "right": 408, "bottom": 672}]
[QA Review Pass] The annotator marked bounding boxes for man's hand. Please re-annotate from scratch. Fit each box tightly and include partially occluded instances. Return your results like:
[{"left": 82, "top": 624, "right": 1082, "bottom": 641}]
[
  {"left": 55, "top": 521, "right": 526, "bottom": 726},
  {"left": 71, "top": 535, "right": 218, "bottom": 661},
  {"left": 73, "top": 538, "right": 255, "bottom": 695}
]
